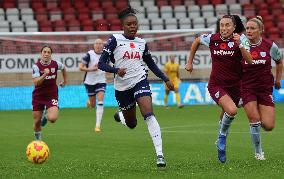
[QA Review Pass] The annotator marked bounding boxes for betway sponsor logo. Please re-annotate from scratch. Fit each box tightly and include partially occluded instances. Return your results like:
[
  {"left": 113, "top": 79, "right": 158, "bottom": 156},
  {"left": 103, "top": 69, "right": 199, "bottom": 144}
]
[
  {"left": 45, "top": 75, "right": 56, "bottom": 79},
  {"left": 213, "top": 50, "right": 234, "bottom": 56},
  {"left": 245, "top": 59, "right": 266, "bottom": 64}
]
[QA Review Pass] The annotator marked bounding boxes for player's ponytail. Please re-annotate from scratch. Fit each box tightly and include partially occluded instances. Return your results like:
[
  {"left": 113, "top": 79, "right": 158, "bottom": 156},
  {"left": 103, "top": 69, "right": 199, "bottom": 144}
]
[
  {"left": 118, "top": 6, "right": 138, "bottom": 20},
  {"left": 232, "top": 15, "right": 245, "bottom": 33}
]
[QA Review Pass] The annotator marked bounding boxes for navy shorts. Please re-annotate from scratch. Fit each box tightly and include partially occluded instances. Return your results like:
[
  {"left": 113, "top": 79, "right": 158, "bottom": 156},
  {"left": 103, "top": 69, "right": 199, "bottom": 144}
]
[
  {"left": 84, "top": 83, "right": 106, "bottom": 96},
  {"left": 115, "top": 79, "right": 152, "bottom": 111}
]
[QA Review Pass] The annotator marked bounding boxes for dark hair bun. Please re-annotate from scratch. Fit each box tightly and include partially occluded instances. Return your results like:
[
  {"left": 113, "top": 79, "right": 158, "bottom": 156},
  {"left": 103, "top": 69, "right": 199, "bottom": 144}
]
[{"left": 118, "top": 6, "right": 138, "bottom": 19}]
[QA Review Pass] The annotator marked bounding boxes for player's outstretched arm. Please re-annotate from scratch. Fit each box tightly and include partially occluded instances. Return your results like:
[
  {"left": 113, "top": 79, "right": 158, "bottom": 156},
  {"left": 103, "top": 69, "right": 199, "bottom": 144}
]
[
  {"left": 185, "top": 37, "right": 201, "bottom": 73},
  {"left": 59, "top": 67, "right": 67, "bottom": 87},
  {"left": 275, "top": 59, "right": 283, "bottom": 89}
]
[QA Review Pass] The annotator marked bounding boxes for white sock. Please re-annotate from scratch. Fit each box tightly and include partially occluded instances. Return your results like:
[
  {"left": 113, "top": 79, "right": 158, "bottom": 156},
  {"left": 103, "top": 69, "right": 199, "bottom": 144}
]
[
  {"left": 34, "top": 131, "right": 42, "bottom": 141},
  {"left": 219, "top": 112, "right": 235, "bottom": 136},
  {"left": 96, "top": 101, "right": 104, "bottom": 128},
  {"left": 118, "top": 111, "right": 127, "bottom": 126},
  {"left": 145, "top": 115, "right": 163, "bottom": 156}
]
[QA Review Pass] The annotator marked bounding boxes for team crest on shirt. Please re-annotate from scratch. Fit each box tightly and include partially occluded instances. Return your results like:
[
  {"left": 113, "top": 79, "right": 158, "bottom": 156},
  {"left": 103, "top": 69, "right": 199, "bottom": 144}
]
[
  {"left": 51, "top": 68, "right": 55, "bottom": 73},
  {"left": 260, "top": 52, "right": 266, "bottom": 57},
  {"left": 228, "top": 42, "right": 234, "bottom": 48},
  {"left": 215, "top": 43, "right": 218, "bottom": 46},
  {"left": 215, "top": 91, "right": 220, "bottom": 99}
]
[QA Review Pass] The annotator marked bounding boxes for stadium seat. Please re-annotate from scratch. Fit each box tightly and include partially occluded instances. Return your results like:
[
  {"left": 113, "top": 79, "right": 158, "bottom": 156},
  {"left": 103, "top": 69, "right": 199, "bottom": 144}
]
[
  {"left": 206, "top": 17, "right": 218, "bottom": 28},
  {"left": 184, "top": 0, "right": 196, "bottom": 6},
  {"left": 196, "top": 0, "right": 210, "bottom": 5},
  {"left": 239, "top": 0, "right": 251, "bottom": 4},
  {"left": 164, "top": 18, "right": 178, "bottom": 29},
  {"left": 53, "top": 20, "right": 66, "bottom": 31},
  {"left": 170, "top": 0, "right": 183, "bottom": 6},
  {"left": 11, "top": 21, "right": 24, "bottom": 32},
  {"left": 3, "top": 1, "right": 17, "bottom": 9},
  {"left": 0, "top": 21, "right": 10, "bottom": 32},
  {"left": 174, "top": 5, "right": 187, "bottom": 19},
  {"left": 160, "top": 6, "right": 173, "bottom": 19},
  {"left": 192, "top": 17, "right": 206, "bottom": 28},
  {"left": 25, "top": 20, "right": 38, "bottom": 32},
  {"left": 215, "top": 4, "right": 228, "bottom": 17},
  {"left": 225, "top": 0, "right": 237, "bottom": 3},
  {"left": 179, "top": 18, "right": 192, "bottom": 29},
  {"left": 49, "top": 7, "right": 62, "bottom": 21},
  {"left": 95, "top": 19, "right": 109, "bottom": 31},
  {"left": 6, "top": 8, "right": 20, "bottom": 21},
  {"left": 115, "top": 1, "right": 128, "bottom": 11},
  {"left": 211, "top": 0, "right": 224, "bottom": 5},
  {"left": 201, "top": 5, "right": 215, "bottom": 18},
  {"left": 82, "top": 19, "right": 94, "bottom": 31},
  {"left": 67, "top": 19, "right": 81, "bottom": 31},
  {"left": 156, "top": 0, "right": 169, "bottom": 7},
  {"left": 188, "top": 5, "right": 201, "bottom": 19},
  {"left": 242, "top": 4, "right": 256, "bottom": 17},
  {"left": 229, "top": 4, "right": 242, "bottom": 15},
  {"left": 129, "top": 1, "right": 141, "bottom": 9},
  {"left": 151, "top": 18, "right": 164, "bottom": 30}
]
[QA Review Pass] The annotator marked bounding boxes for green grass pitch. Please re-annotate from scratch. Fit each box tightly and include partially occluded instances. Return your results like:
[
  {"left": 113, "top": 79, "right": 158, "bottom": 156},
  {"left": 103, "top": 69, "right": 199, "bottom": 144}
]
[{"left": 0, "top": 104, "right": 284, "bottom": 178}]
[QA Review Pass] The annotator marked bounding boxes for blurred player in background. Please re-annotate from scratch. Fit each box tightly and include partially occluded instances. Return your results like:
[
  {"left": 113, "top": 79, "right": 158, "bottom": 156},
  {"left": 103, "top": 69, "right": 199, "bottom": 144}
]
[
  {"left": 32, "top": 45, "right": 67, "bottom": 140},
  {"left": 79, "top": 39, "right": 106, "bottom": 132},
  {"left": 186, "top": 15, "right": 252, "bottom": 163},
  {"left": 164, "top": 55, "right": 183, "bottom": 108},
  {"left": 98, "top": 6, "right": 174, "bottom": 167},
  {"left": 242, "top": 16, "right": 283, "bottom": 160}
]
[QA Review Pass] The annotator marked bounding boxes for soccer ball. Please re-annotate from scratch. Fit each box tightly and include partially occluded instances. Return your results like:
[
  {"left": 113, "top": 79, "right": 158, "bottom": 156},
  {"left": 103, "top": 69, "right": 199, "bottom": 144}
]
[{"left": 26, "top": 141, "right": 50, "bottom": 164}]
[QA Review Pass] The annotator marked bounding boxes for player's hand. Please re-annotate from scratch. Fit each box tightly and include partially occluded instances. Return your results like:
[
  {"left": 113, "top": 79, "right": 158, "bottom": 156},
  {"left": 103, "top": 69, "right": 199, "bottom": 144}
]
[
  {"left": 275, "top": 81, "right": 281, "bottom": 90},
  {"left": 185, "top": 63, "right": 193, "bottom": 73},
  {"left": 117, "top": 68, "right": 126, "bottom": 77},
  {"left": 166, "top": 80, "right": 174, "bottom": 91},
  {"left": 43, "top": 68, "right": 50, "bottom": 75},
  {"left": 90, "top": 64, "right": 98, "bottom": 71},
  {"left": 233, "top": 33, "right": 241, "bottom": 45},
  {"left": 59, "top": 81, "right": 66, "bottom": 88}
]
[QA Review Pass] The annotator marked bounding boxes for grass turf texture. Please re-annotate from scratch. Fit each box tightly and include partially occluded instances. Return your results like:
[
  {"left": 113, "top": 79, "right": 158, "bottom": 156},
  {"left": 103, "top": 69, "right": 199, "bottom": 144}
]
[{"left": 0, "top": 104, "right": 284, "bottom": 178}]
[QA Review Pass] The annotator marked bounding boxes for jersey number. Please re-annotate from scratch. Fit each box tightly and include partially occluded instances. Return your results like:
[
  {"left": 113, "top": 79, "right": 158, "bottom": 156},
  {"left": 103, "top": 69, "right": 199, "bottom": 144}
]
[{"left": 52, "top": 99, "right": 58, "bottom": 106}]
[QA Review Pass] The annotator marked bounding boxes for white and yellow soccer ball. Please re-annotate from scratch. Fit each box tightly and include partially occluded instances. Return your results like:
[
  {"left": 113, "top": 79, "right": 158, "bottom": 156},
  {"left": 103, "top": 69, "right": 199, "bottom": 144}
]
[{"left": 26, "top": 141, "right": 50, "bottom": 164}]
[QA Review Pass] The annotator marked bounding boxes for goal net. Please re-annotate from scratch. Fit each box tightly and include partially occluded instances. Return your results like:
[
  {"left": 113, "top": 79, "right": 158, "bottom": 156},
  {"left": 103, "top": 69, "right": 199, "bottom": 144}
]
[{"left": 0, "top": 28, "right": 214, "bottom": 87}]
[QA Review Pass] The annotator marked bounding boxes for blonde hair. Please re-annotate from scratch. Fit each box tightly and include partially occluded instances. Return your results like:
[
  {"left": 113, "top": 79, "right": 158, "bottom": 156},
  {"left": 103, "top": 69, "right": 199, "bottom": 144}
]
[{"left": 248, "top": 16, "right": 264, "bottom": 33}]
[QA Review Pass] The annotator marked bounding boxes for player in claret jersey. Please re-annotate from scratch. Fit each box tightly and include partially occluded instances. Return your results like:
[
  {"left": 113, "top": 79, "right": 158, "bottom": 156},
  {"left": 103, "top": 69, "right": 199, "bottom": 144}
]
[
  {"left": 32, "top": 45, "right": 67, "bottom": 140},
  {"left": 242, "top": 16, "right": 283, "bottom": 160},
  {"left": 98, "top": 6, "right": 174, "bottom": 167},
  {"left": 185, "top": 15, "right": 252, "bottom": 163}
]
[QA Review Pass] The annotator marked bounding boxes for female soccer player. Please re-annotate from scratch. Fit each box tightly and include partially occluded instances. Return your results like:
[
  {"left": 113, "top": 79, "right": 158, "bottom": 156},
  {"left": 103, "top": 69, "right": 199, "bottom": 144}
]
[
  {"left": 242, "top": 16, "right": 283, "bottom": 160},
  {"left": 185, "top": 15, "right": 252, "bottom": 163},
  {"left": 98, "top": 6, "right": 174, "bottom": 167},
  {"left": 164, "top": 55, "right": 183, "bottom": 108},
  {"left": 32, "top": 45, "right": 67, "bottom": 140},
  {"left": 80, "top": 39, "right": 106, "bottom": 132}
]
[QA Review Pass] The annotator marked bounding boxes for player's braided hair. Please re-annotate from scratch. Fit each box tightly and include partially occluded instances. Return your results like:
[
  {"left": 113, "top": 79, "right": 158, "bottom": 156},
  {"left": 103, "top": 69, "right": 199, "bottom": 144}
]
[{"left": 118, "top": 6, "right": 138, "bottom": 20}]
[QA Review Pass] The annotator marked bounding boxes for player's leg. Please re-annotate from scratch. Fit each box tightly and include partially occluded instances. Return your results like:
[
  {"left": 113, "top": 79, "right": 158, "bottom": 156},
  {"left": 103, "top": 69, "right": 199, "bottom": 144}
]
[
  {"left": 164, "top": 87, "right": 170, "bottom": 108},
  {"left": 95, "top": 90, "right": 105, "bottom": 132},
  {"left": 259, "top": 105, "right": 275, "bottom": 131},
  {"left": 244, "top": 101, "right": 264, "bottom": 160},
  {"left": 135, "top": 79, "right": 166, "bottom": 167},
  {"left": 88, "top": 96, "right": 96, "bottom": 108},
  {"left": 174, "top": 85, "right": 182, "bottom": 108},
  {"left": 85, "top": 84, "right": 96, "bottom": 108},
  {"left": 114, "top": 89, "right": 137, "bottom": 129},
  {"left": 46, "top": 106, "right": 59, "bottom": 123},
  {"left": 32, "top": 100, "right": 44, "bottom": 140},
  {"left": 33, "top": 110, "right": 43, "bottom": 140},
  {"left": 258, "top": 93, "right": 275, "bottom": 131}
]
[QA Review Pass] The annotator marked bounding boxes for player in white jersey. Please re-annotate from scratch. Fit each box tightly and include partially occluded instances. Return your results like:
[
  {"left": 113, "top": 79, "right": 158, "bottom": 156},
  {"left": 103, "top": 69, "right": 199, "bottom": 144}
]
[
  {"left": 98, "top": 6, "right": 174, "bottom": 167},
  {"left": 80, "top": 39, "right": 106, "bottom": 132}
]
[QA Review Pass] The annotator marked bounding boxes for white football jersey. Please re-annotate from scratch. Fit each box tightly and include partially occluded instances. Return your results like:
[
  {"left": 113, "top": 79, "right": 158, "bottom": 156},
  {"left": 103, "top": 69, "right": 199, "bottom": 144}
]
[
  {"left": 82, "top": 50, "right": 106, "bottom": 85},
  {"left": 105, "top": 34, "right": 147, "bottom": 91}
]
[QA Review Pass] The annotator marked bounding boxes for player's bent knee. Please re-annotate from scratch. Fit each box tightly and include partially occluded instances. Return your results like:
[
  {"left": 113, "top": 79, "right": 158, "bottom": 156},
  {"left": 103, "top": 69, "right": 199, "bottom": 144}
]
[
  {"left": 262, "top": 123, "right": 274, "bottom": 131},
  {"left": 126, "top": 119, "right": 137, "bottom": 129},
  {"left": 226, "top": 107, "right": 237, "bottom": 116},
  {"left": 48, "top": 116, "right": 58, "bottom": 123}
]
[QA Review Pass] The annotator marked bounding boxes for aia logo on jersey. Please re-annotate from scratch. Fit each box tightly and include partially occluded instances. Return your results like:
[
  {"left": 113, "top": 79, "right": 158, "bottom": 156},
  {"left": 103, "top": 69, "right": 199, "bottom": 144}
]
[
  {"left": 219, "top": 43, "right": 227, "bottom": 50},
  {"left": 251, "top": 51, "right": 259, "bottom": 59},
  {"left": 123, "top": 51, "right": 141, "bottom": 60},
  {"left": 130, "top": 42, "right": 135, "bottom": 49}
]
